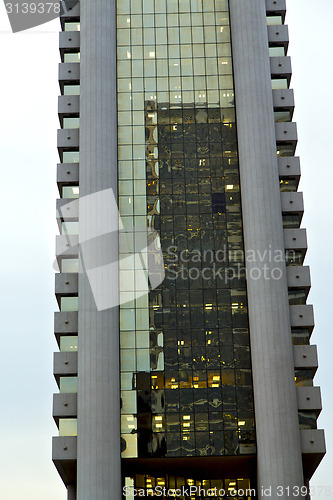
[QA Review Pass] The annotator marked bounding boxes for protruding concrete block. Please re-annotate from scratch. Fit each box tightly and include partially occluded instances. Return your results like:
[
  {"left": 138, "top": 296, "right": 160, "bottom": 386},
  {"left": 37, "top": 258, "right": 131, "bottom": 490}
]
[{"left": 293, "top": 345, "right": 318, "bottom": 370}]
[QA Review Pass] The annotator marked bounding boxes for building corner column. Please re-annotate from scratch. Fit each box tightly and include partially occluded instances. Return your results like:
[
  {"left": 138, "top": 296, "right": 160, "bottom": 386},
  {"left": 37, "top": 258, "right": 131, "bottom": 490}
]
[
  {"left": 78, "top": 0, "right": 121, "bottom": 499},
  {"left": 229, "top": 0, "right": 304, "bottom": 496}
]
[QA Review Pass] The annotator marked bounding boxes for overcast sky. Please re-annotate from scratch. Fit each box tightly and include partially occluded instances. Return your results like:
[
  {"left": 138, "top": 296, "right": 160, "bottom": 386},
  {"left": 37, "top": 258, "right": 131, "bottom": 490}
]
[{"left": 0, "top": 1, "right": 331, "bottom": 499}]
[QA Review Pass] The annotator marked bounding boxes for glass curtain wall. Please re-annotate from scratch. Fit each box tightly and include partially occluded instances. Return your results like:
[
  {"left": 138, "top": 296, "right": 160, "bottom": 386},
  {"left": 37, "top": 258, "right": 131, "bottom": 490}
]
[{"left": 117, "top": 0, "right": 255, "bottom": 462}]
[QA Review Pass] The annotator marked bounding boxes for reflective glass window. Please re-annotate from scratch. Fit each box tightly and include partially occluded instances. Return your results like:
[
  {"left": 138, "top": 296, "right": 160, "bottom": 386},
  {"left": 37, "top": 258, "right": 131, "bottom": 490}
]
[
  {"left": 59, "top": 418, "right": 77, "bottom": 436},
  {"left": 63, "top": 117, "right": 80, "bottom": 128},
  {"left": 60, "top": 296, "right": 79, "bottom": 312},
  {"left": 64, "top": 22, "right": 80, "bottom": 31},
  {"left": 60, "top": 336, "right": 78, "bottom": 352},
  {"left": 62, "top": 186, "right": 80, "bottom": 199},
  {"left": 59, "top": 376, "right": 78, "bottom": 393},
  {"left": 62, "top": 151, "right": 80, "bottom": 163},
  {"left": 61, "top": 258, "right": 79, "bottom": 273}
]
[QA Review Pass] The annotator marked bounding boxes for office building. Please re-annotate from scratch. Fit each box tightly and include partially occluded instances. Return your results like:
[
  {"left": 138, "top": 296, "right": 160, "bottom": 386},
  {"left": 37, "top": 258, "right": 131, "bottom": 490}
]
[{"left": 53, "top": 1, "right": 326, "bottom": 499}]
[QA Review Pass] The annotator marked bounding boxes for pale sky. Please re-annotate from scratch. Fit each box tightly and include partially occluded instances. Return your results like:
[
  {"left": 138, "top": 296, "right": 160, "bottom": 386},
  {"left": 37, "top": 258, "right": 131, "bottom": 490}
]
[{"left": 0, "top": 1, "right": 331, "bottom": 499}]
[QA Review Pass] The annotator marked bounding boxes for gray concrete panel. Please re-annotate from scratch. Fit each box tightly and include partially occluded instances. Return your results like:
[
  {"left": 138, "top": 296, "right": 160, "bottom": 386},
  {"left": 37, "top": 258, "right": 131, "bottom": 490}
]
[
  {"left": 56, "top": 235, "right": 78, "bottom": 262},
  {"left": 55, "top": 273, "right": 79, "bottom": 297},
  {"left": 60, "top": 2, "right": 80, "bottom": 22},
  {"left": 290, "top": 305, "right": 315, "bottom": 330},
  {"left": 56, "top": 198, "right": 79, "bottom": 221},
  {"left": 270, "top": 56, "right": 292, "bottom": 83},
  {"left": 284, "top": 228, "right": 307, "bottom": 251},
  {"left": 54, "top": 351, "right": 78, "bottom": 377},
  {"left": 52, "top": 436, "right": 77, "bottom": 461},
  {"left": 57, "top": 164, "right": 79, "bottom": 190},
  {"left": 300, "top": 429, "right": 326, "bottom": 455},
  {"left": 77, "top": 0, "right": 121, "bottom": 498},
  {"left": 275, "top": 122, "right": 298, "bottom": 144},
  {"left": 278, "top": 156, "right": 300, "bottom": 177},
  {"left": 267, "top": 24, "right": 289, "bottom": 49},
  {"left": 229, "top": 0, "right": 304, "bottom": 495},
  {"left": 266, "top": 0, "right": 286, "bottom": 18},
  {"left": 57, "top": 129, "right": 80, "bottom": 150},
  {"left": 280, "top": 192, "right": 304, "bottom": 216},
  {"left": 58, "top": 96, "right": 80, "bottom": 116},
  {"left": 287, "top": 266, "right": 311, "bottom": 290},
  {"left": 59, "top": 31, "right": 80, "bottom": 52},
  {"left": 293, "top": 345, "right": 318, "bottom": 370},
  {"left": 58, "top": 63, "right": 80, "bottom": 83},
  {"left": 273, "top": 89, "right": 295, "bottom": 112},
  {"left": 297, "top": 387, "right": 322, "bottom": 413},
  {"left": 54, "top": 312, "right": 78, "bottom": 335},
  {"left": 53, "top": 393, "right": 78, "bottom": 421}
]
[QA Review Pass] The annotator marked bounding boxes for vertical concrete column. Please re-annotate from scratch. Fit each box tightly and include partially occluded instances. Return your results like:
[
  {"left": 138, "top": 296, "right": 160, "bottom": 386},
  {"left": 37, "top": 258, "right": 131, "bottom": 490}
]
[
  {"left": 78, "top": 0, "right": 121, "bottom": 499},
  {"left": 229, "top": 1, "right": 304, "bottom": 497}
]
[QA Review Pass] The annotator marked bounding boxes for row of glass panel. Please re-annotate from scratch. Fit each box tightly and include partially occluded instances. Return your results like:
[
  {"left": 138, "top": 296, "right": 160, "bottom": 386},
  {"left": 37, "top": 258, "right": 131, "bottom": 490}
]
[
  {"left": 117, "top": 13, "right": 230, "bottom": 28},
  {"left": 118, "top": 109, "right": 234, "bottom": 126},
  {"left": 58, "top": 412, "right": 315, "bottom": 436},
  {"left": 118, "top": 44, "right": 232, "bottom": 60},
  {"left": 125, "top": 475, "right": 250, "bottom": 492},
  {"left": 117, "top": 27, "right": 231, "bottom": 46},
  {"left": 58, "top": 286, "right": 304, "bottom": 310},
  {"left": 117, "top": 93, "right": 235, "bottom": 111},
  {"left": 118, "top": 0, "right": 229, "bottom": 15},
  {"left": 57, "top": 365, "right": 313, "bottom": 396},
  {"left": 63, "top": 14, "right": 283, "bottom": 32},
  {"left": 121, "top": 414, "right": 254, "bottom": 434},
  {"left": 118, "top": 60, "right": 233, "bottom": 77}
]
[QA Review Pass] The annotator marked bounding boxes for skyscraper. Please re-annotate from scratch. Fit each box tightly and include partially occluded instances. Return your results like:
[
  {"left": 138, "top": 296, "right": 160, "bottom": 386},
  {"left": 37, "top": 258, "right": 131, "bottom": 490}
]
[{"left": 53, "top": 1, "right": 326, "bottom": 499}]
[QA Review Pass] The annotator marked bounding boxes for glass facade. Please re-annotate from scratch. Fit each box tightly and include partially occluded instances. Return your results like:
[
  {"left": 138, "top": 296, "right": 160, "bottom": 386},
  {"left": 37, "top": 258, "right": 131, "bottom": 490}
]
[
  {"left": 117, "top": 0, "right": 255, "bottom": 461},
  {"left": 124, "top": 475, "right": 253, "bottom": 500}
]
